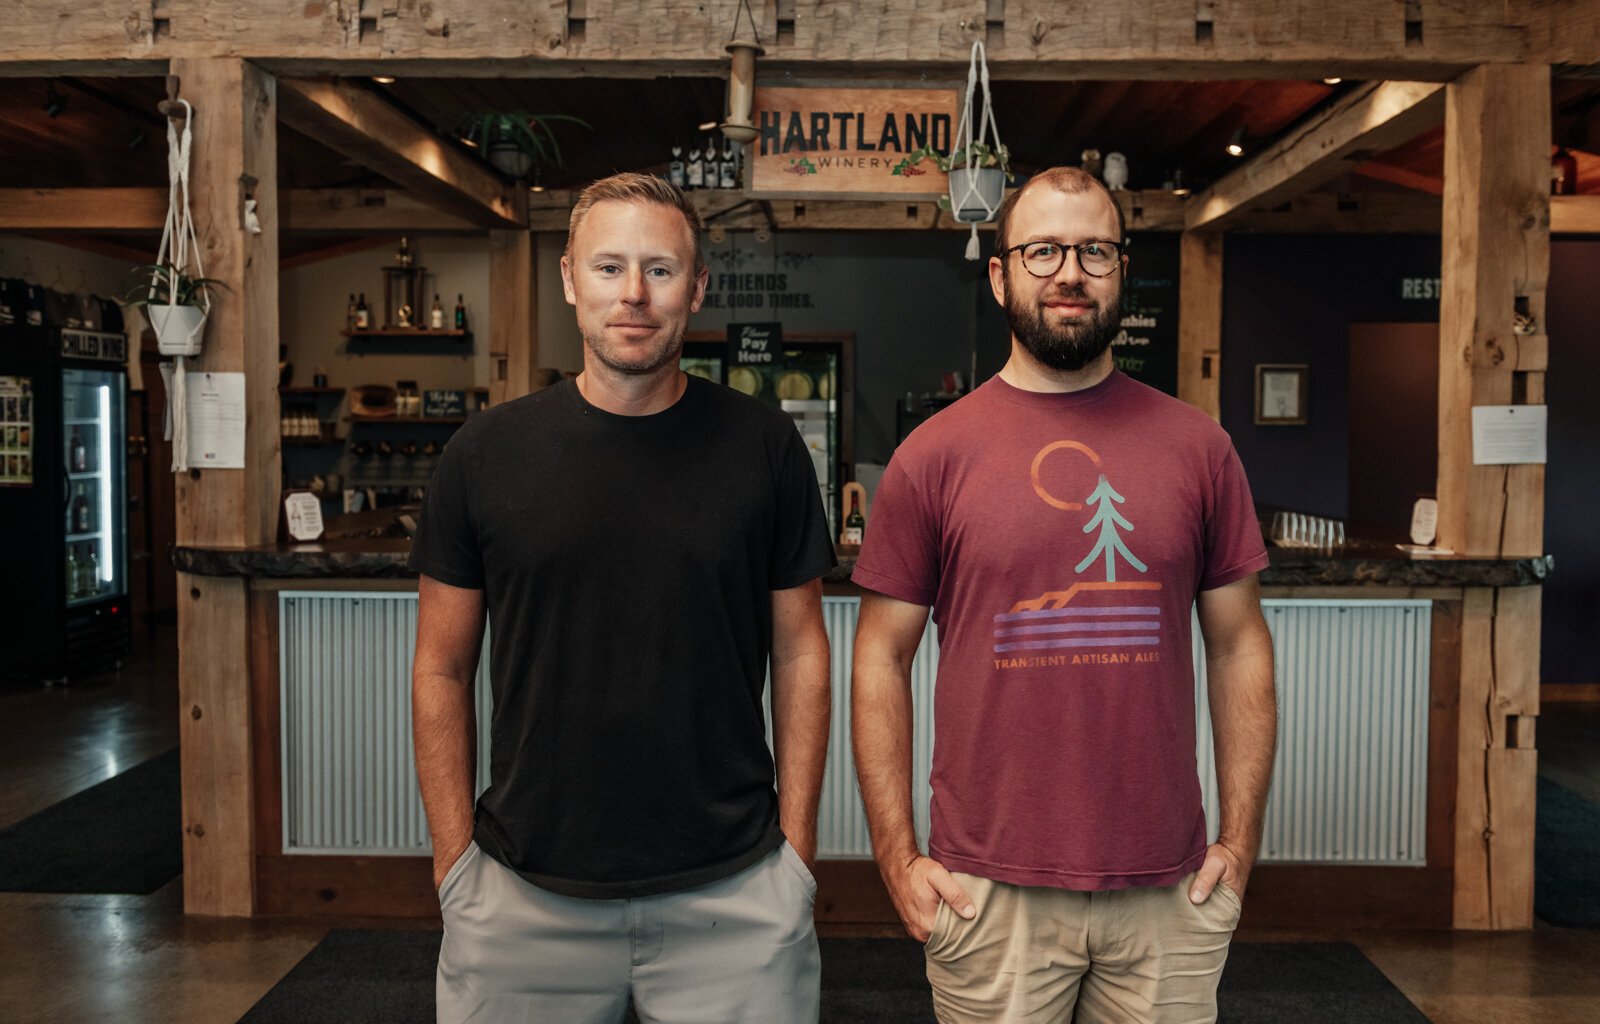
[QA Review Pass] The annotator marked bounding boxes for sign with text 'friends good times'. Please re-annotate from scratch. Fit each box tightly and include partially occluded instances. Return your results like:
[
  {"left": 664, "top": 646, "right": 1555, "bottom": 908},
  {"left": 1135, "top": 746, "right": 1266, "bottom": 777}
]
[{"left": 749, "top": 86, "right": 958, "bottom": 200}]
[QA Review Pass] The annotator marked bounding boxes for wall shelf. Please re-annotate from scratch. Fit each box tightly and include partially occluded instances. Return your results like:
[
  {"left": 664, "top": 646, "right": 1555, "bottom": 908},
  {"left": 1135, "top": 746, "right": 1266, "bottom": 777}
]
[
  {"left": 280, "top": 387, "right": 347, "bottom": 396},
  {"left": 345, "top": 415, "right": 467, "bottom": 424},
  {"left": 340, "top": 329, "right": 470, "bottom": 339}
]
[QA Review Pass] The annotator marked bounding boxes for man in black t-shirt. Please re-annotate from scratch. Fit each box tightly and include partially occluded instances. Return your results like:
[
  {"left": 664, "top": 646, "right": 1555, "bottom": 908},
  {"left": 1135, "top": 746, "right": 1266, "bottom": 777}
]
[{"left": 410, "top": 173, "right": 835, "bottom": 1024}]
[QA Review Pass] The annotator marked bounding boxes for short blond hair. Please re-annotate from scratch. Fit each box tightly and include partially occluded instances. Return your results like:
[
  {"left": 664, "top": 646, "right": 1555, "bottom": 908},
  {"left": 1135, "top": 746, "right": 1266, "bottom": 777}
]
[{"left": 565, "top": 172, "right": 705, "bottom": 274}]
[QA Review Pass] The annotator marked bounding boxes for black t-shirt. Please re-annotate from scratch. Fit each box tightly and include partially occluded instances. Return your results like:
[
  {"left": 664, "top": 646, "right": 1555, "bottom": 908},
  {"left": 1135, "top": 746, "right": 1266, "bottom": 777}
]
[{"left": 408, "top": 375, "right": 836, "bottom": 898}]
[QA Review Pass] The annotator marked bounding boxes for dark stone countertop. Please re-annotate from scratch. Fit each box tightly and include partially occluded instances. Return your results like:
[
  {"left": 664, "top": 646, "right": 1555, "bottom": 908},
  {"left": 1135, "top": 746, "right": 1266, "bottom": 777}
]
[{"left": 173, "top": 538, "right": 1552, "bottom": 588}]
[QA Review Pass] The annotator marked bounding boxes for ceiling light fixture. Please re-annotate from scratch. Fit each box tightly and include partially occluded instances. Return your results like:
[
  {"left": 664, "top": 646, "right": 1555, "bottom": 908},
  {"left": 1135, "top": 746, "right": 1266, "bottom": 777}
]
[
  {"left": 1225, "top": 127, "right": 1246, "bottom": 157},
  {"left": 1322, "top": 77, "right": 1343, "bottom": 85},
  {"left": 372, "top": 75, "right": 397, "bottom": 85},
  {"left": 1170, "top": 167, "right": 1191, "bottom": 197},
  {"left": 43, "top": 82, "right": 67, "bottom": 118},
  {"left": 717, "top": 0, "right": 765, "bottom": 145}
]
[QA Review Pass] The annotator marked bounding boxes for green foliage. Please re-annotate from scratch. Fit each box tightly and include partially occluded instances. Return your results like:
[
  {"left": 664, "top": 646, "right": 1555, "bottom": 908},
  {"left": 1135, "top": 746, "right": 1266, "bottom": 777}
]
[
  {"left": 125, "top": 263, "right": 228, "bottom": 307},
  {"left": 900, "top": 140, "right": 1011, "bottom": 174},
  {"left": 458, "top": 112, "right": 592, "bottom": 168}
]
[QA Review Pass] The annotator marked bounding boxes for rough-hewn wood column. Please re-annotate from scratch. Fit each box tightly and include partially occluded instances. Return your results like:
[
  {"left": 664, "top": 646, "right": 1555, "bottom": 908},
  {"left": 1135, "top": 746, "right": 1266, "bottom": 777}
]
[
  {"left": 170, "top": 57, "right": 280, "bottom": 917},
  {"left": 1439, "top": 63, "right": 1549, "bottom": 931},
  {"left": 488, "top": 229, "right": 538, "bottom": 406},
  {"left": 1177, "top": 231, "right": 1224, "bottom": 421}
]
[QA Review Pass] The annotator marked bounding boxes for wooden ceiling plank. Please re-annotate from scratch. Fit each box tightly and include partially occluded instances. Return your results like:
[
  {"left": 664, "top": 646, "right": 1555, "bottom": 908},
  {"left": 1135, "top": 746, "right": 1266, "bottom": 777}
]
[
  {"left": 11, "top": 0, "right": 1600, "bottom": 73},
  {"left": 277, "top": 78, "right": 526, "bottom": 228},
  {"left": 1186, "top": 80, "right": 1446, "bottom": 231}
]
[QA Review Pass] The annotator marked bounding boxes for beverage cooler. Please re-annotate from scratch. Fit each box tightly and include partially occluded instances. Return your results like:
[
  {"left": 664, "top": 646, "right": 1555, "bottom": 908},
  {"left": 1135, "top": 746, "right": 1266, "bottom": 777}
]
[
  {"left": 683, "top": 335, "right": 849, "bottom": 537},
  {"left": 0, "top": 325, "right": 131, "bottom": 683}
]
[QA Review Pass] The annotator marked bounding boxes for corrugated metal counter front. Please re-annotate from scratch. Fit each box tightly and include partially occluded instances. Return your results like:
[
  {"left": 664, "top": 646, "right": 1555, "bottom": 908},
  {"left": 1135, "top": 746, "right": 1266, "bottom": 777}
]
[{"left": 278, "top": 589, "right": 1431, "bottom": 868}]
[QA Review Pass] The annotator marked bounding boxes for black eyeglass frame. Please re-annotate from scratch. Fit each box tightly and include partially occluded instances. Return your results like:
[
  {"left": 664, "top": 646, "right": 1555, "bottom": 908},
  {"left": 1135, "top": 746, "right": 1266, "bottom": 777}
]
[{"left": 999, "top": 239, "right": 1128, "bottom": 279}]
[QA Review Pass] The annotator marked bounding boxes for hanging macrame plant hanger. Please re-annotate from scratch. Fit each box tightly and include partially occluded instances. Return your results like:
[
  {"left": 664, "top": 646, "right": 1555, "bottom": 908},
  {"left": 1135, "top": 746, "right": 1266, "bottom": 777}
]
[
  {"left": 948, "top": 39, "right": 1008, "bottom": 260},
  {"left": 151, "top": 98, "right": 210, "bottom": 472}
]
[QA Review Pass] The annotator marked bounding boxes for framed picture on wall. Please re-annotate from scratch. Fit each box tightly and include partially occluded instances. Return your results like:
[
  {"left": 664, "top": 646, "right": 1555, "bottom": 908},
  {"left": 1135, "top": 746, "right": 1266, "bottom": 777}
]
[{"left": 1255, "top": 364, "right": 1308, "bottom": 425}]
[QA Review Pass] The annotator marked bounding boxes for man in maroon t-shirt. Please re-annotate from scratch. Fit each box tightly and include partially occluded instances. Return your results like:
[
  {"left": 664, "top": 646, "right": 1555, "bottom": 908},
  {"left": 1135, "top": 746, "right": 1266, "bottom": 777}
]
[{"left": 852, "top": 167, "right": 1277, "bottom": 1023}]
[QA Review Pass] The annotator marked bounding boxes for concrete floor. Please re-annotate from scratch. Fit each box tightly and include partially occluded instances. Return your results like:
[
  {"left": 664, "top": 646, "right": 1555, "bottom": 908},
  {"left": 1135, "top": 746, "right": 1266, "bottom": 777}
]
[{"left": 2, "top": 628, "right": 1598, "bottom": 1024}]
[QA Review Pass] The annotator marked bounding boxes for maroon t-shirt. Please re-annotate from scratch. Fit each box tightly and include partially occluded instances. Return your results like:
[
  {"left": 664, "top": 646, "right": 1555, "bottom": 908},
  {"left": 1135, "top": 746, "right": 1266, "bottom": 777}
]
[{"left": 853, "top": 370, "right": 1268, "bottom": 891}]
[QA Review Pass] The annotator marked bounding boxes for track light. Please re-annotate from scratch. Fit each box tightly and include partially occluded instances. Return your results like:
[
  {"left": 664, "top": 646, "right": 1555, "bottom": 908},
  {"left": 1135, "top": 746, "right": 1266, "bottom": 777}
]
[
  {"left": 372, "top": 75, "right": 396, "bottom": 85},
  {"left": 1169, "top": 168, "right": 1191, "bottom": 197},
  {"left": 43, "top": 83, "right": 67, "bottom": 118},
  {"left": 1225, "top": 127, "right": 1246, "bottom": 158},
  {"left": 1322, "top": 77, "right": 1343, "bottom": 85}
]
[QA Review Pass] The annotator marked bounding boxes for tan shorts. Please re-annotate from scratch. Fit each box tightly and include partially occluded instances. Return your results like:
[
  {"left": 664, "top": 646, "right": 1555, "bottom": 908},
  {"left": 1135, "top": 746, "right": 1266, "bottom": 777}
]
[{"left": 923, "top": 870, "right": 1241, "bottom": 1024}]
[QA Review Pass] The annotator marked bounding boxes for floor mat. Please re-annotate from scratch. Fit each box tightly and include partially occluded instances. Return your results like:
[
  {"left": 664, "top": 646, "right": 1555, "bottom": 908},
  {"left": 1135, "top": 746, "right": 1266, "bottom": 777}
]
[{"left": 0, "top": 747, "right": 180, "bottom": 894}]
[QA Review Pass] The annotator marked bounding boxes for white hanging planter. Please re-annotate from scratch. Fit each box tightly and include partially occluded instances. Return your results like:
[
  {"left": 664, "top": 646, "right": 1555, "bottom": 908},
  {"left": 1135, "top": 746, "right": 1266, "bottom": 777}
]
[
  {"left": 949, "top": 167, "right": 1006, "bottom": 223},
  {"left": 150, "top": 303, "right": 206, "bottom": 357}
]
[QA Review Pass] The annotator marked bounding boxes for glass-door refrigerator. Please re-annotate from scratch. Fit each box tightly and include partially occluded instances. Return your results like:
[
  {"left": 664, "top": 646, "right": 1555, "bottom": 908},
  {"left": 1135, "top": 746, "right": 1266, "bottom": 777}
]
[
  {"left": 683, "top": 335, "right": 850, "bottom": 537},
  {"left": 0, "top": 325, "right": 131, "bottom": 684}
]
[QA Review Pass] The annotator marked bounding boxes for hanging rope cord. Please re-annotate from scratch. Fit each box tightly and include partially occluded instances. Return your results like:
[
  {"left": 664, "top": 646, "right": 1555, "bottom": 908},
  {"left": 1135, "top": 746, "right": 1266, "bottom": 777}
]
[
  {"left": 950, "top": 40, "right": 1005, "bottom": 259},
  {"left": 157, "top": 100, "right": 207, "bottom": 471}
]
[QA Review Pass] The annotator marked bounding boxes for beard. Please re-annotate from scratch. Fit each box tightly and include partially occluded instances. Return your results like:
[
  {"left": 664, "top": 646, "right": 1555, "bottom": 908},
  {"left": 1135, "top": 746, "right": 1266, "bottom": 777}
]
[
  {"left": 582, "top": 322, "right": 686, "bottom": 376},
  {"left": 1003, "top": 272, "right": 1123, "bottom": 373}
]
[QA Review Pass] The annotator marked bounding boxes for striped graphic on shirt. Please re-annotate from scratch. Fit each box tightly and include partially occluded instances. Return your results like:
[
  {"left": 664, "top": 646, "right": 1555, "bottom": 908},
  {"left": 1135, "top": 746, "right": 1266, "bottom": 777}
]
[{"left": 995, "top": 581, "right": 1163, "bottom": 654}]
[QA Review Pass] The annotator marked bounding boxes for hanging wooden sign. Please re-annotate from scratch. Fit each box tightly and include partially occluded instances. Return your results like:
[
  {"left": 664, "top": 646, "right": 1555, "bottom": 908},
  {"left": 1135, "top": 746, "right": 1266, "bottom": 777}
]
[{"left": 747, "top": 86, "right": 958, "bottom": 200}]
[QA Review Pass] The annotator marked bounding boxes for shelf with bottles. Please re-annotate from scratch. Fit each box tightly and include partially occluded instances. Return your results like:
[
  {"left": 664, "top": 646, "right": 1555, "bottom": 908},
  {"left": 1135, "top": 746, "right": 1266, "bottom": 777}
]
[
  {"left": 280, "top": 385, "right": 345, "bottom": 445},
  {"left": 346, "top": 414, "right": 467, "bottom": 424},
  {"left": 668, "top": 133, "right": 746, "bottom": 192},
  {"left": 64, "top": 542, "right": 109, "bottom": 605},
  {"left": 345, "top": 286, "right": 471, "bottom": 337}
]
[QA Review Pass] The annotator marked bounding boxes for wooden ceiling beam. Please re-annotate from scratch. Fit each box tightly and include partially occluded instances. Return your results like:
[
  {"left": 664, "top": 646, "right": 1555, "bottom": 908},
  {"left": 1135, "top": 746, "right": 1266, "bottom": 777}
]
[
  {"left": 1186, "top": 81, "right": 1446, "bottom": 232},
  {"left": 276, "top": 78, "right": 525, "bottom": 229},
  {"left": 5, "top": 1, "right": 1600, "bottom": 78},
  {"left": 0, "top": 188, "right": 483, "bottom": 233}
]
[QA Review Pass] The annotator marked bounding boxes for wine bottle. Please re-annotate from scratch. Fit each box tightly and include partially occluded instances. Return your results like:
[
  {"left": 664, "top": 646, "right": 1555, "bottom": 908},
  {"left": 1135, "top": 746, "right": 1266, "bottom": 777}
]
[
  {"left": 69, "top": 428, "right": 86, "bottom": 473},
  {"left": 704, "top": 136, "right": 722, "bottom": 189},
  {"left": 454, "top": 294, "right": 467, "bottom": 331},
  {"left": 81, "top": 547, "right": 100, "bottom": 598},
  {"left": 720, "top": 138, "right": 739, "bottom": 189},
  {"left": 346, "top": 292, "right": 358, "bottom": 330},
  {"left": 65, "top": 546, "right": 79, "bottom": 600},
  {"left": 430, "top": 294, "right": 444, "bottom": 330},
  {"left": 355, "top": 293, "right": 370, "bottom": 330},
  {"left": 686, "top": 142, "right": 704, "bottom": 189},
  {"left": 72, "top": 483, "right": 90, "bottom": 534},
  {"left": 843, "top": 493, "right": 866, "bottom": 545},
  {"left": 669, "top": 145, "right": 686, "bottom": 188}
]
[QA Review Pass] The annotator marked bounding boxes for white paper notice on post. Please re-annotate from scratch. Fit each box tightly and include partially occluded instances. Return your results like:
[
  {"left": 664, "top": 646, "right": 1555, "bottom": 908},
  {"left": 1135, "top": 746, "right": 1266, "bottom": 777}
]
[
  {"left": 1470, "top": 405, "right": 1547, "bottom": 465},
  {"left": 187, "top": 372, "right": 247, "bottom": 468}
]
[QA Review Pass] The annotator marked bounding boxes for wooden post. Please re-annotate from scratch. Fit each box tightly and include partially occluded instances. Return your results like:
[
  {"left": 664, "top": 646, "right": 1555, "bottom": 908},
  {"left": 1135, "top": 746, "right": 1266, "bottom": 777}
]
[
  {"left": 1439, "top": 64, "right": 1549, "bottom": 931},
  {"left": 1177, "top": 231, "right": 1223, "bottom": 421},
  {"left": 169, "top": 57, "right": 280, "bottom": 917},
  {"left": 488, "top": 229, "right": 538, "bottom": 406},
  {"left": 1437, "top": 64, "right": 1549, "bottom": 558}
]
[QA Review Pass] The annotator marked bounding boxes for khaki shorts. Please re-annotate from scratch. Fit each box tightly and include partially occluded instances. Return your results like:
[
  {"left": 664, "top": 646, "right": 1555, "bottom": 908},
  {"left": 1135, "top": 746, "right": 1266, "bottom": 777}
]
[
  {"left": 924, "top": 870, "right": 1241, "bottom": 1024},
  {"left": 436, "top": 840, "right": 821, "bottom": 1024}
]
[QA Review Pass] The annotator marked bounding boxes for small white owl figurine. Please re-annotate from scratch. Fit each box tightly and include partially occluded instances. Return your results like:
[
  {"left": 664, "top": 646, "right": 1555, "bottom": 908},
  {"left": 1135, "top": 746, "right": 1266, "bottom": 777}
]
[{"left": 1103, "top": 152, "right": 1129, "bottom": 191}]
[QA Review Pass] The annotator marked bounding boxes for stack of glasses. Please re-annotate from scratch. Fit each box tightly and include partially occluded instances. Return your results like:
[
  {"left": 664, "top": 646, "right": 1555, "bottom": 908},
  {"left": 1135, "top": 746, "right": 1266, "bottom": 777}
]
[{"left": 1269, "top": 511, "right": 1346, "bottom": 549}]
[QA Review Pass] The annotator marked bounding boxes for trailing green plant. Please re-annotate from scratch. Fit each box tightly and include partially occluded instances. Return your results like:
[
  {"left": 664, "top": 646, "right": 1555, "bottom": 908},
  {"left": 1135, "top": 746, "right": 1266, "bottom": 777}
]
[
  {"left": 458, "top": 111, "right": 592, "bottom": 169},
  {"left": 893, "top": 140, "right": 1011, "bottom": 176},
  {"left": 125, "top": 263, "right": 228, "bottom": 307}
]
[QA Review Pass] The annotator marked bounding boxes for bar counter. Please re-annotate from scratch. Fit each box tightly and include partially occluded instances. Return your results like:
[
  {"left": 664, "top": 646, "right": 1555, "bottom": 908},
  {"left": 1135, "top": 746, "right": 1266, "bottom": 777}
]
[
  {"left": 182, "top": 534, "right": 1547, "bottom": 930},
  {"left": 174, "top": 537, "right": 1552, "bottom": 588}
]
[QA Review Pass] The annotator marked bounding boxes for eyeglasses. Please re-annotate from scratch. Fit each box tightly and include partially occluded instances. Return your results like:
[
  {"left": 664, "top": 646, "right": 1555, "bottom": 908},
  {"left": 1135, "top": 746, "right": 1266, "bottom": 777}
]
[{"left": 1001, "top": 239, "right": 1125, "bottom": 279}]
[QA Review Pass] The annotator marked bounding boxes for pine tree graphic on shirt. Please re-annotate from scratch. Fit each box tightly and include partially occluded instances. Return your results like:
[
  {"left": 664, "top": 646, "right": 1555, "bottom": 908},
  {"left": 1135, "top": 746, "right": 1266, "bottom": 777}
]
[{"left": 1074, "top": 474, "right": 1147, "bottom": 582}]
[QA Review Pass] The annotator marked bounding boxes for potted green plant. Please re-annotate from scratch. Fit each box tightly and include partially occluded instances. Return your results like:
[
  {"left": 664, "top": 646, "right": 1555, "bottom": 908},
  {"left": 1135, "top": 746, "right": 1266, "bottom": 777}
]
[
  {"left": 126, "top": 262, "right": 227, "bottom": 356},
  {"left": 459, "top": 112, "right": 592, "bottom": 180},
  {"left": 895, "top": 141, "right": 1011, "bottom": 223}
]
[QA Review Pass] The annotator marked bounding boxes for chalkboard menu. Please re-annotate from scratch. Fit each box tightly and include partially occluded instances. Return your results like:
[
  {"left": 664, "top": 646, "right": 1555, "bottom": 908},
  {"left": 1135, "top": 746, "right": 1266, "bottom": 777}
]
[{"left": 1114, "top": 233, "right": 1180, "bottom": 397}]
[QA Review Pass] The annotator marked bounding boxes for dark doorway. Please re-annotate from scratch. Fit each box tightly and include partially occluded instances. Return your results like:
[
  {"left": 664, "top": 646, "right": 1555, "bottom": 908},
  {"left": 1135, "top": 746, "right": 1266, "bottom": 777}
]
[{"left": 1348, "top": 323, "right": 1438, "bottom": 542}]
